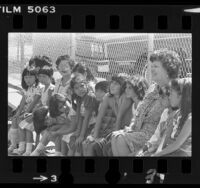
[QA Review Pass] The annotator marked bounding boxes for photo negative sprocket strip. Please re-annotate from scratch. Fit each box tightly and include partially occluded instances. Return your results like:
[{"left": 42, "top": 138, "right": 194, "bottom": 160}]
[{"left": 0, "top": 3, "right": 200, "bottom": 184}]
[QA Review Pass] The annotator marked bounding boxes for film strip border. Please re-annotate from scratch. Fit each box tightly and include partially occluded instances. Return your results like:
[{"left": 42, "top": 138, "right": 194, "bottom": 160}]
[
  {"left": 3, "top": 157, "right": 192, "bottom": 183},
  {"left": 0, "top": 5, "right": 195, "bottom": 31},
  {"left": 1, "top": 4, "right": 199, "bottom": 184}
]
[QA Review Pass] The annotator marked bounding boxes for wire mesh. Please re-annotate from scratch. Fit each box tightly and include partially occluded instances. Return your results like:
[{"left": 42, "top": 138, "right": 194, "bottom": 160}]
[{"left": 8, "top": 33, "right": 192, "bottom": 82}]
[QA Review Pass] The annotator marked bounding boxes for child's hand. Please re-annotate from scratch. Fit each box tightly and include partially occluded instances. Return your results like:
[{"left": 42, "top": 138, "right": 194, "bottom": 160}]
[
  {"left": 87, "top": 135, "right": 95, "bottom": 142},
  {"left": 75, "top": 136, "right": 84, "bottom": 148}
]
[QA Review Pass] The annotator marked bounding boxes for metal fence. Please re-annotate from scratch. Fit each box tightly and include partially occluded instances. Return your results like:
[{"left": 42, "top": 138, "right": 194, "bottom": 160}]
[
  {"left": 75, "top": 33, "right": 192, "bottom": 83},
  {"left": 8, "top": 33, "right": 192, "bottom": 83}
]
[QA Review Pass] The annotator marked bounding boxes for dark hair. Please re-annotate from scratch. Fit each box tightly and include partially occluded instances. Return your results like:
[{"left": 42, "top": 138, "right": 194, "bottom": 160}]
[
  {"left": 126, "top": 76, "right": 149, "bottom": 101},
  {"left": 70, "top": 74, "right": 87, "bottom": 91},
  {"left": 95, "top": 81, "right": 109, "bottom": 93},
  {"left": 33, "top": 106, "right": 48, "bottom": 135},
  {"left": 38, "top": 66, "right": 54, "bottom": 77},
  {"left": 70, "top": 75, "right": 91, "bottom": 111},
  {"left": 72, "top": 62, "right": 95, "bottom": 82},
  {"left": 109, "top": 74, "right": 126, "bottom": 96},
  {"left": 150, "top": 49, "right": 181, "bottom": 79},
  {"left": 55, "top": 55, "right": 75, "bottom": 70},
  {"left": 170, "top": 78, "right": 192, "bottom": 130},
  {"left": 29, "top": 55, "right": 52, "bottom": 69},
  {"left": 48, "top": 93, "right": 66, "bottom": 118},
  {"left": 21, "top": 66, "right": 38, "bottom": 90}
]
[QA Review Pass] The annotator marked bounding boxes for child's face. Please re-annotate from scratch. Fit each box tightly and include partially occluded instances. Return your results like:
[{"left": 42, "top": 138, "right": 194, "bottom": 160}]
[
  {"left": 169, "top": 88, "right": 182, "bottom": 108},
  {"left": 58, "top": 60, "right": 71, "bottom": 76},
  {"left": 110, "top": 80, "right": 121, "bottom": 95},
  {"left": 38, "top": 74, "right": 51, "bottom": 85},
  {"left": 95, "top": 89, "right": 106, "bottom": 102},
  {"left": 151, "top": 61, "right": 169, "bottom": 85},
  {"left": 125, "top": 83, "right": 137, "bottom": 99},
  {"left": 73, "top": 82, "right": 87, "bottom": 97},
  {"left": 24, "top": 75, "right": 36, "bottom": 87}
]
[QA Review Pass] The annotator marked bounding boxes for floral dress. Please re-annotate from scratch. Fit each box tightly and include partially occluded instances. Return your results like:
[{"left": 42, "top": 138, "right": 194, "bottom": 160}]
[
  {"left": 160, "top": 112, "right": 191, "bottom": 157},
  {"left": 112, "top": 83, "right": 169, "bottom": 155}
]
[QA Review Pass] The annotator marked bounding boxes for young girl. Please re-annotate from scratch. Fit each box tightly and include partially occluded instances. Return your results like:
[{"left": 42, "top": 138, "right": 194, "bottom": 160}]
[
  {"left": 67, "top": 75, "right": 99, "bottom": 156},
  {"left": 138, "top": 77, "right": 191, "bottom": 157},
  {"left": 30, "top": 93, "right": 72, "bottom": 156},
  {"left": 9, "top": 66, "right": 42, "bottom": 155},
  {"left": 82, "top": 74, "right": 133, "bottom": 156},
  {"left": 82, "top": 80, "right": 109, "bottom": 156},
  {"left": 53, "top": 55, "right": 75, "bottom": 100},
  {"left": 37, "top": 66, "right": 55, "bottom": 107},
  {"left": 32, "top": 106, "right": 49, "bottom": 150},
  {"left": 111, "top": 75, "right": 149, "bottom": 156}
]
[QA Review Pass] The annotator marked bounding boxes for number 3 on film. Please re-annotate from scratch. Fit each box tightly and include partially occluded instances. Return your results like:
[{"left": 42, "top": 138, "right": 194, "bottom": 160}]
[
  {"left": 27, "top": 6, "right": 56, "bottom": 14},
  {"left": 51, "top": 175, "right": 57, "bottom": 182}
]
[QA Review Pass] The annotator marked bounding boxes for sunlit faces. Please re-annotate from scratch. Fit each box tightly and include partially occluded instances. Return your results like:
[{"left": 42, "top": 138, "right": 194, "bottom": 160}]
[
  {"left": 58, "top": 60, "right": 71, "bottom": 76},
  {"left": 125, "top": 82, "right": 137, "bottom": 99},
  {"left": 38, "top": 74, "right": 51, "bottom": 85},
  {"left": 73, "top": 82, "right": 88, "bottom": 97},
  {"left": 24, "top": 75, "right": 36, "bottom": 87},
  {"left": 110, "top": 80, "right": 121, "bottom": 95},
  {"left": 95, "top": 89, "right": 106, "bottom": 102},
  {"left": 169, "top": 88, "right": 182, "bottom": 108},
  {"left": 151, "top": 61, "right": 169, "bottom": 85}
]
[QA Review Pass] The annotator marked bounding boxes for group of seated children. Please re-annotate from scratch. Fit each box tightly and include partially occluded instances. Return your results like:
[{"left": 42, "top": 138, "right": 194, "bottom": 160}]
[{"left": 8, "top": 49, "right": 192, "bottom": 157}]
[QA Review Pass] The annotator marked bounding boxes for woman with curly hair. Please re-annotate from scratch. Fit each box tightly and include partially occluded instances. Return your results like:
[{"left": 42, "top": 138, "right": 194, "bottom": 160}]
[{"left": 111, "top": 49, "right": 181, "bottom": 156}]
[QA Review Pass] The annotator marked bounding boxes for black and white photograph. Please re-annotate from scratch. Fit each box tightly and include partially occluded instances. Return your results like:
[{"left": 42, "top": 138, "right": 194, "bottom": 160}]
[{"left": 8, "top": 33, "right": 192, "bottom": 157}]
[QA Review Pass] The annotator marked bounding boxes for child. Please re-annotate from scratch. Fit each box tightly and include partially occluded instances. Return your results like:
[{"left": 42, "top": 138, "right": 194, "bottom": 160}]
[
  {"left": 32, "top": 106, "right": 49, "bottom": 149},
  {"left": 138, "top": 77, "right": 191, "bottom": 157},
  {"left": 9, "top": 66, "right": 42, "bottom": 155},
  {"left": 82, "top": 80, "right": 109, "bottom": 156},
  {"left": 37, "top": 66, "right": 55, "bottom": 107},
  {"left": 30, "top": 93, "right": 72, "bottom": 156},
  {"left": 67, "top": 75, "right": 99, "bottom": 156},
  {"left": 82, "top": 74, "right": 133, "bottom": 156},
  {"left": 111, "top": 75, "right": 149, "bottom": 156},
  {"left": 53, "top": 55, "right": 75, "bottom": 100}
]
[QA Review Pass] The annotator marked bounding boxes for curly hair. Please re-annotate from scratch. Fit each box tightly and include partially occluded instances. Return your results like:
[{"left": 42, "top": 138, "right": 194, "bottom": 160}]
[
  {"left": 55, "top": 55, "right": 75, "bottom": 70},
  {"left": 38, "top": 66, "right": 54, "bottom": 77},
  {"left": 29, "top": 55, "right": 52, "bottom": 68},
  {"left": 150, "top": 49, "right": 181, "bottom": 79},
  {"left": 127, "top": 75, "right": 149, "bottom": 101},
  {"left": 72, "top": 62, "right": 95, "bottom": 82}
]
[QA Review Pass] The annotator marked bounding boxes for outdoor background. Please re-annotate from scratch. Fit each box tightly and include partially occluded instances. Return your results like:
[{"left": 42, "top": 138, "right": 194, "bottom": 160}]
[
  {"left": 8, "top": 33, "right": 192, "bottom": 83},
  {"left": 8, "top": 33, "right": 192, "bottom": 152}
]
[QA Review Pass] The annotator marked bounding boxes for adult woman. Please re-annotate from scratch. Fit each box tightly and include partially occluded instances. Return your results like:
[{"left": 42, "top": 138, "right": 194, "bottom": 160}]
[{"left": 111, "top": 49, "right": 181, "bottom": 156}]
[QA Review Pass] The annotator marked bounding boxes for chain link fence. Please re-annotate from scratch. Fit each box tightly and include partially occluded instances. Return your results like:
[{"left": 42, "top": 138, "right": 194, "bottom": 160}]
[
  {"left": 8, "top": 33, "right": 192, "bottom": 83},
  {"left": 75, "top": 33, "right": 192, "bottom": 82}
]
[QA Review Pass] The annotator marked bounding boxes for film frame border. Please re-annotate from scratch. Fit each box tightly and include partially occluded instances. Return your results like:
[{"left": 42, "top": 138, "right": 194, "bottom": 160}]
[{"left": 0, "top": 4, "right": 199, "bottom": 184}]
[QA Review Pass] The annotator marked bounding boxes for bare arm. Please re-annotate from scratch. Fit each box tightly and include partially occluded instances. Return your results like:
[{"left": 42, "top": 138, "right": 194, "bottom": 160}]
[
  {"left": 115, "top": 97, "right": 132, "bottom": 130},
  {"left": 15, "top": 95, "right": 26, "bottom": 116},
  {"left": 26, "top": 95, "right": 41, "bottom": 113},
  {"left": 46, "top": 87, "right": 54, "bottom": 107},
  {"left": 153, "top": 115, "right": 191, "bottom": 157},
  {"left": 55, "top": 116, "right": 78, "bottom": 135},
  {"left": 93, "top": 96, "right": 109, "bottom": 138},
  {"left": 79, "top": 109, "right": 92, "bottom": 138}
]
